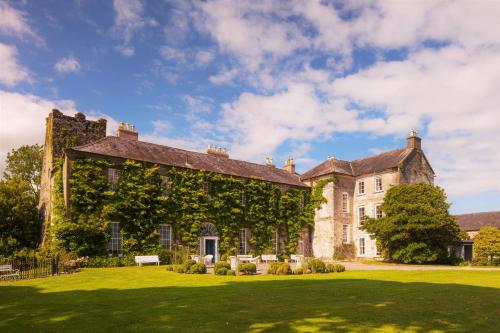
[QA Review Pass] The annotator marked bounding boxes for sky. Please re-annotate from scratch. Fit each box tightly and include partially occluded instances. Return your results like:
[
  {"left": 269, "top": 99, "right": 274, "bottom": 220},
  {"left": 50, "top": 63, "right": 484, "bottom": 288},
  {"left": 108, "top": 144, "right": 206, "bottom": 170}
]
[{"left": 0, "top": 0, "right": 499, "bottom": 214}]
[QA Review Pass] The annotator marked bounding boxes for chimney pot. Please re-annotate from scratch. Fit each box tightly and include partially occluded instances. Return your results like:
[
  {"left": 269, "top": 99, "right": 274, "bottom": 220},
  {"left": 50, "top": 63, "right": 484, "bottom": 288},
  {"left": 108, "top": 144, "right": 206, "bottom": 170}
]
[{"left": 407, "top": 129, "right": 421, "bottom": 149}]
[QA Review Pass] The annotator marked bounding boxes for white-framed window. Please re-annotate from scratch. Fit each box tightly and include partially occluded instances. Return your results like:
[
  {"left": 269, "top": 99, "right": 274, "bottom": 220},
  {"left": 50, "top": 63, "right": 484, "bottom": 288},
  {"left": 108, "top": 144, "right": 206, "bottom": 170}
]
[
  {"left": 342, "top": 192, "right": 349, "bottom": 213},
  {"left": 161, "top": 176, "right": 170, "bottom": 195},
  {"left": 375, "top": 204, "right": 383, "bottom": 219},
  {"left": 160, "top": 224, "right": 172, "bottom": 250},
  {"left": 375, "top": 177, "right": 383, "bottom": 192},
  {"left": 108, "top": 168, "right": 119, "bottom": 192},
  {"left": 299, "top": 194, "right": 305, "bottom": 212},
  {"left": 358, "top": 180, "right": 365, "bottom": 195},
  {"left": 109, "top": 222, "right": 122, "bottom": 256},
  {"left": 342, "top": 224, "right": 349, "bottom": 243},
  {"left": 238, "top": 228, "right": 249, "bottom": 255},
  {"left": 358, "top": 238, "right": 365, "bottom": 256},
  {"left": 241, "top": 191, "right": 246, "bottom": 207},
  {"left": 358, "top": 207, "right": 366, "bottom": 226},
  {"left": 270, "top": 229, "right": 279, "bottom": 254}
]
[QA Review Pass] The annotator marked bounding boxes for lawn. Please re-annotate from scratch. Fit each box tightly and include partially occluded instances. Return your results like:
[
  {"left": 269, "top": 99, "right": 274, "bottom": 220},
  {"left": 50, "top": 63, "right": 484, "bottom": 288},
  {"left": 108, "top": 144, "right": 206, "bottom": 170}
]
[{"left": 1, "top": 267, "right": 499, "bottom": 333}]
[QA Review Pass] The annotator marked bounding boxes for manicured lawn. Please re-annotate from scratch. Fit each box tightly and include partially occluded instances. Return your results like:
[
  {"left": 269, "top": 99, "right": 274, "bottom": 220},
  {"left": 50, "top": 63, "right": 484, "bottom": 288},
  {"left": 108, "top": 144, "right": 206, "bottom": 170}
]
[{"left": 1, "top": 267, "right": 499, "bottom": 332}]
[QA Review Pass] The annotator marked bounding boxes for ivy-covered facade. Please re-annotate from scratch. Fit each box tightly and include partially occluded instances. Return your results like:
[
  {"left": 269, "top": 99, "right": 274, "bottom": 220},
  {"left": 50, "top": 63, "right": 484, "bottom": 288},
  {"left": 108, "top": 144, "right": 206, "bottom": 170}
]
[{"left": 41, "top": 110, "right": 318, "bottom": 260}]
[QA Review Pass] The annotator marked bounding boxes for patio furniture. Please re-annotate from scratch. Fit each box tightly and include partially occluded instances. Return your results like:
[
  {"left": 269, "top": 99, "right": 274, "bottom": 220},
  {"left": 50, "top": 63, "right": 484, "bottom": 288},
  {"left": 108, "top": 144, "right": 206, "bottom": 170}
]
[
  {"left": 190, "top": 255, "right": 202, "bottom": 263},
  {"left": 290, "top": 254, "right": 305, "bottom": 268},
  {"left": 261, "top": 254, "right": 277, "bottom": 263},
  {"left": 203, "top": 255, "right": 214, "bottom": 266},
  {"left": 0, "top": 265, "right": 20, "bottom": 280},
  {"left": 237, "top": 255, "right": 260, "bottom": 264},
  {"left": 134, "top": 255, "right": 160, "bottom": 266}
]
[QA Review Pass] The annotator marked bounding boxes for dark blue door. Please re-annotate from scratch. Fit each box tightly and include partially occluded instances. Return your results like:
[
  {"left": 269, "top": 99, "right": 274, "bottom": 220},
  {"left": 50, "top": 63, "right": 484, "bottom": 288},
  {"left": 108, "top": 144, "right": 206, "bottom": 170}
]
[{"left": 205, "top": 239, "right": 216, "bottom": 263}]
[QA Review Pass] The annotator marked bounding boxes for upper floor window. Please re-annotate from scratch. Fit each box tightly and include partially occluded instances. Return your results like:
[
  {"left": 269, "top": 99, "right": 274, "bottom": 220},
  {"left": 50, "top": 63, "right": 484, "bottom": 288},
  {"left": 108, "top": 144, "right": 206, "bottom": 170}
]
[
  {"left": 108, "top": 168, "right": 119, "bottom": 192},
  {"left": 358, "top": 207, "right": 366, "bottom": 226},
  {"left": 375, "top": 177, "right": 383, "bottom": 192},
  {"left": 299, "top": 194, "right": 305, "bottom": 212},
  {"left": 160, "top": 224, "right": 172, "bottom": 250},
  {"left": 342, "top": 192, "right": 349, "bottom": 213},
  {"left": 241, "top": 191, "right": 246, "bottom": 207},
  {"left": 375, "top": 204, "right": 383, "bottom": 219},
  {"left": 109, "top": 222, "right": 122, "bottom": 256},
  {"left": 358, "top": 181, "right": 365, "bottom": 195},
  {"left": 161, "top": 176, "right": 170, "bottom": 195}
]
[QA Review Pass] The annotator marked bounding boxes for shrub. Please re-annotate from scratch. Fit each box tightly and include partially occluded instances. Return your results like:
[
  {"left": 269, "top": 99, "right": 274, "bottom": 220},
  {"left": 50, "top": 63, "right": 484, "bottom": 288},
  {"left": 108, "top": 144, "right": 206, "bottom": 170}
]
[
  {"left": 220, "top": 253, "right": 229, "bottom": 261},
  {"left": 308, "top": 258, "right": 326, "bottom": 273},
  {"left": 294, "top": 267, "right": 303, "bottom": 275},
  {"left": 334, "top": 264, "right": 345, "bottom": 272},
  {"left": 188, "top": 263, "right": 207, "bottom": 274},
  {"left": 473, "top": 227, "right": 500, "bottom": 266},
  {"left": 181, "top": 259, "right": 197, "bottom": 272},
  {"left": 174, "top": 265, "right": 186, "bottom": 273},
  {"left": 157, "top": 249, "right": 175, "bottom": 265},
  {"left": 238, "top": 262, "right": 256, "bottom": 275},
  {"left": 227, "top": 269, "right": 236, "bottom": 276},
  {"left": 325, "top": 263, "right": 335, "bottom": 273},
  {"left": 215, "top": 267, "right": 228, "bottom": 276},
  {"left": 275, "top": 263, "right": 292, "bottom": 275},
  {"left": 214, "top": 261, "right": 231, "bottom": 272},
  {"left": 267, "top": 262, "right": 280, "bottom": 275},
  {"left": 165, "top": 264, "right": 176, "bottom": 271}
]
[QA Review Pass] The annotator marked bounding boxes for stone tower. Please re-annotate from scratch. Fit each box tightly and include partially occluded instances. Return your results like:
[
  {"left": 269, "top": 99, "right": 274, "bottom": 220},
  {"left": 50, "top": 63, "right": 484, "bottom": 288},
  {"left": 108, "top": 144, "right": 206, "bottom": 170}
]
[{"left": 38, "top": 109, "right": 107, "bottom": 244}]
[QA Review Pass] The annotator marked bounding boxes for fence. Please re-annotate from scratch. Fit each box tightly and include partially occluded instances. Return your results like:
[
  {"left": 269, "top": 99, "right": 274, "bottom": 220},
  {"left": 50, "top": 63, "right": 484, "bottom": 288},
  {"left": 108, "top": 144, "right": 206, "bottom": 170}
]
[{"left": 0, "top": 257, "right": 69, "bottom": 281}]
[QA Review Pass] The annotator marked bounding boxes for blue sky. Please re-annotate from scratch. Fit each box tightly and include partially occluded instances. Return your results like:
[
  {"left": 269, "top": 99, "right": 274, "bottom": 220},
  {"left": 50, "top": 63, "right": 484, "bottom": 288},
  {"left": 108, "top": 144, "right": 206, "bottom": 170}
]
[{"left": 1, "top": 0, "right": 499, "bottom": 214}]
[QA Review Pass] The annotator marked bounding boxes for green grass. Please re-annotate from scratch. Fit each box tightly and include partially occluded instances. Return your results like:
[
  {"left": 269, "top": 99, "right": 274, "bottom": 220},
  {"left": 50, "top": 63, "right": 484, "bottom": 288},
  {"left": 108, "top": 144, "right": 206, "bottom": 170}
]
[{"left": 1, "top": 267, "right": 499, "bottom": 333}]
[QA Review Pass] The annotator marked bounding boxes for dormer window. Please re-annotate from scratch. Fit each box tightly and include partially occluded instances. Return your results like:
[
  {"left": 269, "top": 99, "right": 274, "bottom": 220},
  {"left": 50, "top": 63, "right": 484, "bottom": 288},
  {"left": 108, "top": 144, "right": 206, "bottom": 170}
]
[
  {"left": 375, "top": 177, "right": 382, "bottom": 192},
  {"left": 358, "top": 181, "right": 365, "bottom": 195}
]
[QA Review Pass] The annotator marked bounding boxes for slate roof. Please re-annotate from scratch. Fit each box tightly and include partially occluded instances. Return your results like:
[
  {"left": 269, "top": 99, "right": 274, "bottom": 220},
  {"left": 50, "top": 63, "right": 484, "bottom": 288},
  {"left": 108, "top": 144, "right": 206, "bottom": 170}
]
[
  {"left": 68, "top": 136, "right": 307, "bottom": 187},
  {"left": 301, "top": 148, "right": 414, "bottom": 180},
  {"left": 455, "top": 211, "right": 500, "bottom": 231}
]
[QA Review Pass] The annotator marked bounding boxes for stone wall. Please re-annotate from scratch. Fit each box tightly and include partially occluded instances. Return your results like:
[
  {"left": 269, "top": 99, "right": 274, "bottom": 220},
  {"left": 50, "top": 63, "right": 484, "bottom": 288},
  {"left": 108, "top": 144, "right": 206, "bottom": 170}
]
[
  {"left": 39, "top": 109, "right": 106, "bottom": 243},
  {"left": 400, "top": 150, "right": 434, "bottom": 185}
]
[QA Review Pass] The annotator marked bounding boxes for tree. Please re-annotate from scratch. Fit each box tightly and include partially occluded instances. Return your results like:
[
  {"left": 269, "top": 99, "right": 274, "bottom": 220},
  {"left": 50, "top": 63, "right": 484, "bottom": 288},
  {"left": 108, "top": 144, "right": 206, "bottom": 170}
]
[
  {"left": 0, "top": 178, "right": 40, "bottom": 255},
  {"left": 473, "top": 227, "right": 500, "bottom": 266},
  {"left": 362, "top": 183, "right": 460, "bottom": 264},
  {"left": 3, "top": 144, "right": 43, "bottom": 200}
]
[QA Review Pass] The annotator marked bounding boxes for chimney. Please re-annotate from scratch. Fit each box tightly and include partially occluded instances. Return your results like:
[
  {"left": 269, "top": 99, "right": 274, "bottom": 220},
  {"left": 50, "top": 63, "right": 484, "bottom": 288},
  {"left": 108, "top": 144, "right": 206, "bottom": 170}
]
[
  {"left": 265, "top": 157, "right": 275, "bottom": 167},
  {"left": 283, "top": 156, "right": 295, "bottom": 174},
  {"left": 206, "top": 144, "right": 229, "bottom": 158},
  {"left": 117, "top": 122, "right": 138, "bottom": 141},
  {"left": 407, "top": 130, "right": 421, "bottom": 150}
]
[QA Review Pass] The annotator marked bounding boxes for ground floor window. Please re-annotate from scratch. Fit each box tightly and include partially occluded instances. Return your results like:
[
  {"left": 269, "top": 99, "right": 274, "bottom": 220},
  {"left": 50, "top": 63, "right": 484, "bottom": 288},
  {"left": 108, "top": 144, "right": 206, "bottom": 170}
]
[
  {"left": 109, "top": 222, "right": 122, "bottom": 256},
  {"left": 238, "top": 228, "right": 249, "bottom": 255},
  {"left": 270, "top": 229, "right": 279, "bottom": 254},
  {"left": 160, "top": 224, "right": 172, "bottom": 250},
  {"left": 358, "top": 238, "right": 365, "bottom": 256}
]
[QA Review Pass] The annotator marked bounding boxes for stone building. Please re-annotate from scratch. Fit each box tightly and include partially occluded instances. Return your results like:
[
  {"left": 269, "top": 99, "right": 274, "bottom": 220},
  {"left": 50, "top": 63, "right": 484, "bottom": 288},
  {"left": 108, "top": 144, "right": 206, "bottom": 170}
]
[
  {"left": 300, "top": 131, "right": 435, "bottom": 259},
  {"left": 39, "top": 109, "right": 435, "bottom": 260}
]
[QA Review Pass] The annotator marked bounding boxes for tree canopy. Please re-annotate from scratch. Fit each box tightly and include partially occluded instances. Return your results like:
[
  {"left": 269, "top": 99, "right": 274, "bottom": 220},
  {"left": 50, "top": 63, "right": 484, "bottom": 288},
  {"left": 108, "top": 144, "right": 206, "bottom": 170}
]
[
  {"left": 3, "top": 144, "right": 43, "bottom": 200},
  {"left": 473, "top": 227, "right": 500, "bottom": 266},
  {"left": 362, "top": 183, "right": 460, "bottom": 264}
]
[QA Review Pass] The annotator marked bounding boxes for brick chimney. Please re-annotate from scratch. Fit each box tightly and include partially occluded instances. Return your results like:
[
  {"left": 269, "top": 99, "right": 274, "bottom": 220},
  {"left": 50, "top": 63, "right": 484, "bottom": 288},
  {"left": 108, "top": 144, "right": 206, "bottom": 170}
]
[
  {"left": 117, "top": 122, "right": 138, "bottom": 140},
  {"left": 407, "top": 130, "right": 421, "bottom": 150},
  {"left": 265, "top": 157, "right": 275, "bottom": 167},
  {"left": 206, "top": 144, "right": 229, "bottom": 158},
  {"left": 283, "top": 156, "right": 295, "bottom": 174}
]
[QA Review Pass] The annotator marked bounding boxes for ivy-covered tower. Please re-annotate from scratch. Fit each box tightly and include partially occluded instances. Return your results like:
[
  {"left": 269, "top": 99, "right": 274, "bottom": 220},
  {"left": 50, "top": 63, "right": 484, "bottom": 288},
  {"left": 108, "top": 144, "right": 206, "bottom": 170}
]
[{"left": 39, "top": 109, "right": 107, "bottom": 244}]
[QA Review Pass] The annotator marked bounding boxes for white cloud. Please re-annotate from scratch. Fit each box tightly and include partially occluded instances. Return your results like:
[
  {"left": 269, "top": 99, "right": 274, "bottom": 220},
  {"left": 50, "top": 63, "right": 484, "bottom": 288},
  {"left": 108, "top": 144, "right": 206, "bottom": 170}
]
[
  {"left": 0, "top": 43, "right": 31, "bottom": 87},
  {"left": 195, "top": 50, "right": 214, "bottom": 66},
  {"left": 160, "top": 46, "right": 187, "bottom": 63},
  {"left": 209, "top": 67, "right": 239, "bottom": 85},
  {"left": 54, "top": 56, "right": 81, "bottom": 74},
  {"left": 0, "top": 90, "right": 119, "bottom": 174},
  {"left": 0, "top": 1, "right": 41, "bottom": 42}
]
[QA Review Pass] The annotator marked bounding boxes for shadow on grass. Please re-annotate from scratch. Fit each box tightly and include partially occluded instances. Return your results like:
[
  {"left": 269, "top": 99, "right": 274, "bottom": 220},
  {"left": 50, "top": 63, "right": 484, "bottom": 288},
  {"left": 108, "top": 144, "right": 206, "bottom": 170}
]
[{"left": 0, "top": 278, "right": 499, "bottom": 332}]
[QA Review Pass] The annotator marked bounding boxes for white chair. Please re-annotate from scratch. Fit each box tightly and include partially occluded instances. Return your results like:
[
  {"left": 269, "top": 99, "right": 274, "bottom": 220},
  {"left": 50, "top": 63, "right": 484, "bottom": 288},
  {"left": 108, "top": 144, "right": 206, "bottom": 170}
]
[{"left": 203, "top": 255, "right": 213, "bottom": 266}]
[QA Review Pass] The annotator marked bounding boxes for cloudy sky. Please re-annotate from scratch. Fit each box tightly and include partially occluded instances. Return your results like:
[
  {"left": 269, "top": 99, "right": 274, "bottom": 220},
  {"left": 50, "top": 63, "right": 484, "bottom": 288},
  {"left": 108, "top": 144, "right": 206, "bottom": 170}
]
[{"left": 0, "top": 0, "right": 499, "bottom": 213}]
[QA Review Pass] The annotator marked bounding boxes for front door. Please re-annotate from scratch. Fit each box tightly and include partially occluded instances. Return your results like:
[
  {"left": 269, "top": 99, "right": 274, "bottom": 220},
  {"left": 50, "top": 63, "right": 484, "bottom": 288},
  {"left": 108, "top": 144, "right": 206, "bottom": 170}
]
[{"left": 205, "top": 239, "right": 216, "bottom": 263}]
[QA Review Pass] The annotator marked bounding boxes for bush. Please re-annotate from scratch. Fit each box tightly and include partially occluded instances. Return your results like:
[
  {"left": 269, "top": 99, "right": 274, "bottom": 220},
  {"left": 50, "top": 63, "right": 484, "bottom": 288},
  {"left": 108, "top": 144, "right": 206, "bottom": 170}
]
[
  {"left": 325, "top": 263, "right": 335, "bottom": 273},
  {"left": 157, "top": 249, "right": 175, "bottom": 265},
  {"left": 174, "top": 265, "right": 186, "bottom": 273},
  {"left": 215, "top": 267, "right": 228, "bottom": 276},
  {"left": 238, "top": 262, "right": 256, "bottom": 275},
  {"left": 267, "top": 262, "right": 280, "bottom": 275},
  {"left": 220, "top": 253, "right": 229, "bottom": 261},
  {"left": 165, "top": 264, "right": 176, "bottom": 271},
  {"left": 308, "top": 258, "right": 326, "bottom": 273},
  {"left": 294, "top": 268, "right": 303, "bottom": 275},
  {"left": 334, "top": 264, "right": 345, "bottom": 272},
  {"left": 188, "top": 263, "right": 207, "bottom": 274},
  {"left": 473, "top": 227, "right": 500, "bottom": 266},
  {"left": 214, "top": 260, "right": 231, "bottom": 272},
  {"left": 85, "top": 256, "right": 135, "bottom": 268},
  {"left": 227, "top": 269, "right": 236, "bottom": 276},
  {"left": 268, "top": 262, "right": 292, "bottom": 275}
]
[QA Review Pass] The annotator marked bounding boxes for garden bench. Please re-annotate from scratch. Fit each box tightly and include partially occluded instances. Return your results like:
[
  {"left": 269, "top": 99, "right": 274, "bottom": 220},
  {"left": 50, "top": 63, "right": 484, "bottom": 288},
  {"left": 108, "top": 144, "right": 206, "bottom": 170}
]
[
  {"left": 134, "top": 255, "right": 160, "bottom": 266},
  {"left": 261, "top": 254, "right": 277, "bottom": 263},
  {"left": 0, "top": 265, "right": 20, "bottom": 280}
]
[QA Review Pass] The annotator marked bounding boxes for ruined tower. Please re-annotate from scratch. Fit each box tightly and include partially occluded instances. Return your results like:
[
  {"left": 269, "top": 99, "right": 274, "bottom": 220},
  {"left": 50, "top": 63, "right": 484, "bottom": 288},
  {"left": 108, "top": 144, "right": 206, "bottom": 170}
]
[{"left": 38, "top": 109, "right": 107, "bottom": 244}]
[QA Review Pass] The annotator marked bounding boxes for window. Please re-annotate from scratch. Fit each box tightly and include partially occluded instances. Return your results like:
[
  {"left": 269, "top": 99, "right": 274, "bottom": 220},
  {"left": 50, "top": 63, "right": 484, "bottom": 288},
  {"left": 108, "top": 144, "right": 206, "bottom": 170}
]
[
  {"left": 238, "top": 228, "right": 249, "bottom": 254},
  {"left": 160, "top": 224, "right": 172, "bottom": 250},
  {"left": 109, "top": 222, "right": 122, "bottom": 256},
  {"left": 241, "top": 191, "right": 246, "bottom": 207},
  {"left": 161, "top": 176, "right": 170, "bottom": 195},
  {"left": 359, "top": 238, "right": 365, "bottom": 256},
  {"left": 358, "top": 207, "right": 366, "bottom": 226},
  {"left": 108, "top": 168, "right": 119, "bottom": 192},
  {"left": 342, "top": 193, "right": 349, "bottom": 213},
  {"left": 270, "top": 229, "right": 279, "bottom": 254},
  {"left": 299, "top": 194, "right": 305, "bottom": 212},
  {"left": 375, "top": 177, "right": 383, "bottom": 192},
  {"left": 342, "top": 224, "right": 349, "bottom": 243},
  {"left": 358, "top": 181, "right": 365, "bottom": 195},
  {"left": 375, "top": 204, "right": 383, "bottom": 219}
]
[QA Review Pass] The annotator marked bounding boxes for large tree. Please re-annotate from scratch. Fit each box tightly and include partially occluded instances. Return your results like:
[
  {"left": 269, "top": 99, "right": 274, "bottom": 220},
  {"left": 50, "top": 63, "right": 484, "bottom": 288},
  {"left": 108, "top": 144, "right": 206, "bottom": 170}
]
[
  {"left": 3, "top": 144, "right": 43, "bottom": 200},
  {"left": 363, "top": 183, "right": 460, "bottom": 264},
  {"left": 473, "top": 227, "right": 500, "bottom": 266}
]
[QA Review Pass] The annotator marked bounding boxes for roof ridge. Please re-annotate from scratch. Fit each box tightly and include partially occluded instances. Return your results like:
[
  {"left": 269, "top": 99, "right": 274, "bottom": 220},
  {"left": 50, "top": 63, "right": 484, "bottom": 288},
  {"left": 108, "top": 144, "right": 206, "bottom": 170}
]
[
  {"left": 350, "top": 147, "right": 410, "bottom": 163},
  {"left": 71, "top": 136, "right": 110, "bottom": 150}
]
